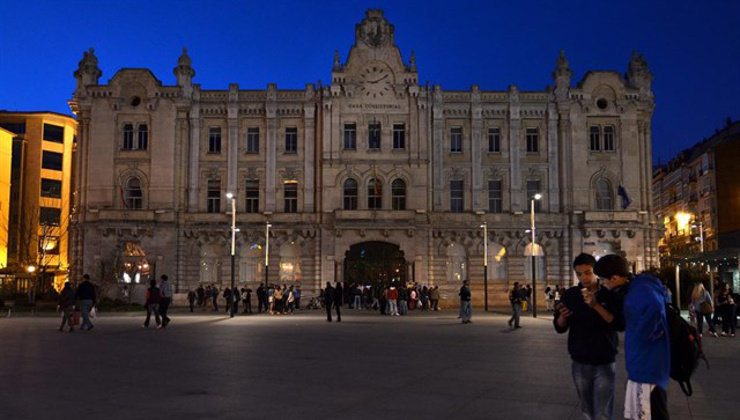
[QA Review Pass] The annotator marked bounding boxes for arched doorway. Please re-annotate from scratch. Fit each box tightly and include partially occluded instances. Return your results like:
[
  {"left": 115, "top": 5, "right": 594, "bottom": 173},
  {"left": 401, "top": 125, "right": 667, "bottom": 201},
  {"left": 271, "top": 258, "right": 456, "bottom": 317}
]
[{"left": 344, "top": 241, "right": 407, "bottom": 288}]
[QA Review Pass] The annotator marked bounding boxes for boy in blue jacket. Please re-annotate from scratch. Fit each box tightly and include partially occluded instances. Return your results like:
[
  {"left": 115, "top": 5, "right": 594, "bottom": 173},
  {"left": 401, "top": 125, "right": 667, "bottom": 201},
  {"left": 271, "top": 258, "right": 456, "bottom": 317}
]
[{"left": 594, "top": 254, "right": 670, "bottom": 420}]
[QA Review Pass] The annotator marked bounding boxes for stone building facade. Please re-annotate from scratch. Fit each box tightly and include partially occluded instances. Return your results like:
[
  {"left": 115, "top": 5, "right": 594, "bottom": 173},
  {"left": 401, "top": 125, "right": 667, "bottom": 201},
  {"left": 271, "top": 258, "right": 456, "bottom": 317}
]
[{"left": 69, "top": 10, "right": 659, "bottom": 305}]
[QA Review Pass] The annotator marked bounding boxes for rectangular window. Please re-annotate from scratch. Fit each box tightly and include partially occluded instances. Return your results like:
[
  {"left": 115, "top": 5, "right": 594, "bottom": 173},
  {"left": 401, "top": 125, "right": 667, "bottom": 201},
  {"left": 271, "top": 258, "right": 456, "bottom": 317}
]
[
  {"left": 603, "top": 126, "right": 615, "bottom": 151},
  {"left": 284, "top": 183, "right": 298, "bottom": 213},
  {"left": 368, "top": 122, "right": 381, "bottom": 150},
  {"left": 43, "top": 123, "right": 64, "bottom": 143},
  {"left": 40, "top": 178, "right": 62, "bottom": 198},
  {"left": 488, "top": 128, "right": 500, "bottom": 152},
  {"left": 40, "top": 235, "right": 60, "bottom": 255},
  {"left": 488, "top": 180, "right": 502, "bottom": 213},
  {"left": 246, "top": 127, "right": 260, "bottom": 154},
  {"left": 526, "top": 128, "right": 539, "bottom": 153},
  {"left": 245, "top": 180, "right": 259, "bottom": 213},
  {"left": 208, "top": 127, "right": 222, "bottom": 153},
  {"left": 122, "top": 124, "right": 134, "bottom": 150},
  {"left": 39, "top": 207, "right": 61, "bottom": 226},
  {"left": 450, "top": 180, "right": 463, "bottom": 213},
  {"left": 450, "top": 127, "right": 462, "bottom": 152},
  {"left": 285, "top": 127, "right": 298, "bottom": 153},
  {"left": 393, "top": 124, "right": 405, "bottom": 149},
  {"left": 343, "top": 123, "right": 356, "bottom": 150},
  {"left": 526, "top": 180, "right": 541, "bottom": 212},
  {"left": 589, "top": 126, "right": 600, "bottom": 151},
  {"left": 41, "top": 151, "right": 63, "bottom": 171},
  {"left": 207, "top": 179, "right": 221, "bottom": 213},
  {"left": 138, "top": 124, "right": 148, "bottom": 150}
]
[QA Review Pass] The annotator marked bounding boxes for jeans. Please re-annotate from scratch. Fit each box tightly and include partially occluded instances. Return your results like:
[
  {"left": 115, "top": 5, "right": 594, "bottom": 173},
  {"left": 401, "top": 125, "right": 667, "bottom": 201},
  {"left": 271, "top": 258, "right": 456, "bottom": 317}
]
[
  {"left": 695, "top": 311, "right": 715, "bottom": 334},
  {"left": 79, "top": 299, "right": 94, "bottom": 330},
  {"left": 159, "top": 297, "right": 171, "bottom": 325},
  {"left": 353, "top": 296, "right": 361, "bottom": 309},
  {"left": 144, "top": 304, "right": 161, "bottom": 327},
  {"left": 399, "top": 300, "right": 408, "bottom": 315},
  {"left": 572, "top": 361, "right": 616, "bottom": 420},
  {"left": 509, "top": 303, "right": 521, "bottom": 327},
  {"left": 388, "top": 299, "right": 398, "bottom": 315},
  {"left": 461, "top": 301, "right": 472, "bottom": 322}
]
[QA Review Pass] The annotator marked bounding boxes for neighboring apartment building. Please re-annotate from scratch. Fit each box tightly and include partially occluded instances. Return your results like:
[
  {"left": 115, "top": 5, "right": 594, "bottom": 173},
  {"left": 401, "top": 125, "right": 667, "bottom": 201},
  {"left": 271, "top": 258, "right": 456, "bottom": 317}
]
[
  {"left": 653, "top": 120, "right": 740, "bottom": 288},
  {"left": 0, "top": 127, "right": 12, "bottom": 270},
  {"left": 69, "top": 10, "right": 659, "bottom": 305},
  {"left": 0, "top": 111, "right": 77, "bottom": 293}
]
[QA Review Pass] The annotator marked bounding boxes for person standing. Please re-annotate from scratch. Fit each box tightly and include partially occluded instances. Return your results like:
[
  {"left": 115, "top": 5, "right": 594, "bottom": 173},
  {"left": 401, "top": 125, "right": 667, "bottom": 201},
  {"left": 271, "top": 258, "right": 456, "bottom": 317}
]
[
  {"left": 690, "top": 283, "right": 717, "bottom": 338},
  {"left": 76, "top": 273, "right": 96, "bottom": 331},
  {"left": 211, "top": 285, "right": 219, "bottom": 312},
  {"left": 387, "top": 285, "right": 399, "bottom": 316},
  {"left": 554, "top": 253, "right": 623, "bottom": 420},
  {"left": 323, "top": 282, "right": 335, "bottom": 322},
  {"left": 430, "top": 285, "right": 440, "bottom": 311},
  {"left": 143, "top": 279, "right": 162, "bottom": 328},
  {"left": 57, "top": 281, "right": 76, "bottom": 332},
  {"left": 717, "top": 283, "right": 736, "bottom": 337},
  {"left": 196, "top": 284, "right": 205, "bottom": 309},
  {"left": 508, "top": 282, "right": 524, "bottom": 329},
  {"left": 459, "top": 280, "right": 472, "bottom": 324},
  {"left": 594, "top": 254, "right": 670, "bottom": 420},
  {"left": 294, "top": 284, "right": 301, "bottom": 310},
  {"left": 187, "top": 290, "right": 196, "bottom": 312},
  {"left": 334, "top": 281, "right": 343, "bottom": 322},
  {"left": 159, "top": 275, "right": 173, "bottom": 327},
  {"left": 242, "top": 287, "right": 253, "bottom": 314},
  {"left": 256, "top": 283, "right": 266, "bottom": 313}
]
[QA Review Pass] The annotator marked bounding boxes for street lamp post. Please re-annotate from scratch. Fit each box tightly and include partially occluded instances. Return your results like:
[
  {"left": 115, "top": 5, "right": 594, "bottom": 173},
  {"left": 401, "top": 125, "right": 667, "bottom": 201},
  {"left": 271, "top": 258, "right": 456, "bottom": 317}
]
[
  {"left": 226, "top": 192, "right": 236, "bottom": 318},
  {"left": 530, "top": 193, "right": 542, "bottom": 318},
  {"left": 265, "top": 221, "right": 271, "bottom": 291},
  {"left": 481, "top": 222, "right": 488, "bottom": 312}
]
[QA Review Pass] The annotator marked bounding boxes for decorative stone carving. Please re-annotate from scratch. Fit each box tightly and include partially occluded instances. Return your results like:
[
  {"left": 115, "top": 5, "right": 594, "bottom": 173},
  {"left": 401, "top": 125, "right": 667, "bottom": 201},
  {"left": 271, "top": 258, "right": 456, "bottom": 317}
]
[{"left": 356, "top": 9, "right": 393, "bottom": 48}]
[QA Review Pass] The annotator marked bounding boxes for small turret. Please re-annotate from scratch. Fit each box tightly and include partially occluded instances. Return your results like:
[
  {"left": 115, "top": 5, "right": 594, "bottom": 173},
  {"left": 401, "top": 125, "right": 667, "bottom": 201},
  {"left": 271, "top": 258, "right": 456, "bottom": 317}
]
[
  {"left": 552, "top": 50, "right": 572, "bottom": 102},
  {"left": 73, "top": 48, "right": 102, "bottom": 95},
  {"left": 409, "top": 50, "right": 417, "bottom": 72},
  {"left": 333, "top": 49, "right": 341, "bottom": 72},
  {"left": 173, "top": 47, "right": 195, "bottom": 91},
  {"left": 626, "top": 51, "right": 653, "bottom": 101}
]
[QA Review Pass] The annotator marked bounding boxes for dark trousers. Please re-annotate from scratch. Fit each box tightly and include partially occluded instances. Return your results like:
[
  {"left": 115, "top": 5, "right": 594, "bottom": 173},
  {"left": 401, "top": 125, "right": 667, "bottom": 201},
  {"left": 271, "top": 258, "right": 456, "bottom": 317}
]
[
  {"left": 159, "top": 298, "right": 171, "bottom": 326},
  {"left": 188, "top": 300, "right": 195, "bottom": 312},
  {"left": 326, "top": 303, "right": 333, "bottom": 321},
  {"left": 244, "top": 299, "right": 252, "bottom": 313},
  {"left": 257, "top": 297, "right": 265, "bottom": 312},
  {"left": 650, "top": 386, "right": 669, "bottom": 420},
  {"left": 212, "top": 297, "right": 218, "bottom": 311},
  {"left": 721, "top": 306, "right": 736, "bottom": 334},
  {"left": 335, "top": 304, "right": 342, "bottom": 322}
]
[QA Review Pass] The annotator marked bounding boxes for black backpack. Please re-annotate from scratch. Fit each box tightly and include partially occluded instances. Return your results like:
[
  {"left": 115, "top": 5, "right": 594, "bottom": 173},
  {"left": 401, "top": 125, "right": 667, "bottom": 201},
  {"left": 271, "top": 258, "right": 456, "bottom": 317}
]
[{"left": 665, "top": 303, "right": 709, "bottom": 396}]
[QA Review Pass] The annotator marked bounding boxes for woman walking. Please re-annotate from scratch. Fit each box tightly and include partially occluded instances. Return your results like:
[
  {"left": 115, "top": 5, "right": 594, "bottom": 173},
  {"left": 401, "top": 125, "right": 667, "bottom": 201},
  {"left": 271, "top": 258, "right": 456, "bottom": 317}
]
[
  {"left": 57, "top": 281, "right": 76, "bottom": 332},
  {"left": 690, "top": 283, "right": 718, "bottom": 337}
]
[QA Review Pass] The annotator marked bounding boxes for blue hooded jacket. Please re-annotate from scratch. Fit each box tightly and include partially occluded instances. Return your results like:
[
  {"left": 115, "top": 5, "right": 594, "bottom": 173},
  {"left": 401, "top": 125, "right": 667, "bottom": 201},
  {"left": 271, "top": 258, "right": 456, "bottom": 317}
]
[{"left": 622, "top": 273, "right": 671, "bottom": 389}]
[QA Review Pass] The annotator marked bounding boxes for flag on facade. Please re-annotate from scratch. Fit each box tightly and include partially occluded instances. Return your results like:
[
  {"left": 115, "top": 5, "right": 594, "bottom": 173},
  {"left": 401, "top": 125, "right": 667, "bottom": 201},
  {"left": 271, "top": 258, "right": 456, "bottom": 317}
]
[{"left": 618, "top": 185, "right": 631, "bottom": 210}]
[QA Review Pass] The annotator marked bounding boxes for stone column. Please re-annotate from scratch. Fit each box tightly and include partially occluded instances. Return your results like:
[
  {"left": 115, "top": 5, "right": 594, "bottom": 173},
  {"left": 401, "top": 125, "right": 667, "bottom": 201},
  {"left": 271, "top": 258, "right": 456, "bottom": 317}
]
[
  {"left": 547, "top": 103, "right": 560, "bottom": 212},
  {"left": 432, "top": 86, "right": 444, "bottom": 210},
  {"left": 303, "top": 85, "right": 316, "bottom": 212},
  {"left": 470, "top": 86, "right": 482, "bottom": 211},
  {"left": 265, "top": 84, "right": 277, "bottom": 213},
  {"left": 508, "top": 85, "right": 521, "bottom": 212},
  {"left": 227, "top": 84, "right": 239, "bottom": 199},
  {"left": 188, "top": 96, "right": 201, "bottom": 212}
]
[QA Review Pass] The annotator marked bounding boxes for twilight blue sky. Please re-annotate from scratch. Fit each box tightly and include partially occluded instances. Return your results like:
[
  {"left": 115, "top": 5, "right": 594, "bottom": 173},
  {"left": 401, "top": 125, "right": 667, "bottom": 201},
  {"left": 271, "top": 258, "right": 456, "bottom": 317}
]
[{"left": 1, "top": 0, "right": 738, "bottom": 165}]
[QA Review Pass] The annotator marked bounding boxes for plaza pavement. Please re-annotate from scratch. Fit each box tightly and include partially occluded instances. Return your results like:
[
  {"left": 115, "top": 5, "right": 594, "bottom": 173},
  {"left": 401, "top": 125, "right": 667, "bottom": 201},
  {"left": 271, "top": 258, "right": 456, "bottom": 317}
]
[{"left": 0, "top": 308, "right": 737, "bottom": 420}]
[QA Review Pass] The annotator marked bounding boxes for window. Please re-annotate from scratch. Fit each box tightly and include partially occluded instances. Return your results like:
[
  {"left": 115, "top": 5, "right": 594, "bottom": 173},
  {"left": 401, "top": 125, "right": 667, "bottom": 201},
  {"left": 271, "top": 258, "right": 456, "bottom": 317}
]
[
  {"left": 39, "top": 207, "right": 61, "bottom": 226},
  {"left": 343, "top": 179, "right": 358, "bottom": 210},
  {"left": 43, "top": 123, "right": 64, "bottom": 143},
  {"left": 450, "top": 180, "right": 463, "bottom": 212},
  {"left": 368, "top": 122, "right": 381, "bottom": 150},
  {"left": 284, "top": 183, "right": 297, "bottom": 212},
  {"left": 368, "top": 178, "right": 382, "bottom": 209},
  {"left": 589, "top": 126, "right": 600, "bottom": 151},
  {"left": 393, "top": 124, "right": 405, "bottom": 149},
  {"left": 208, "top": 127, "right": 221, "bottom": 153},
  {"left": 450, "top": 127, "right": 462, "bottom": 152},
  {"left": 526, "top": 180, "right": 541, "bottom": 212},
  {"left": 40, "top": 179, "right": 62, "bottom": 198},
  {"left": 343, "top": 124, "right": 356, "bottom": 150},
  {"left": 122, "top": 124, "right": 134, "bottom": 150},
  {"left": 391, "top": 179, "right": 406, "bottom": 210},
  {"left": 246, "top": 127, "right": 259, "bottom": 154},
  {"left": 41, "top": 151, "right": 63, "bottom": 171},
  {"left": 245, "top": 180, "right": 259, "bottom": 213},
  {"left": 596, "top": 178, "right": 613, "bottom": 210},
  {"left": 207, "top": 179, "right": 221, "bottom": 213},
  {"left": 526, "top": 128, "right": 539, "bottom": 153},
  {"left": 488, "top": 128, "right": 500, "bottom": 152},
  {"left": 603, "top": 126, "right": 615, "bottom": 151},
  {"left": 124, "top": 177, "right": 143, "bottom": 209},
  {"left": 39, "top": 236, "right": 59, "bottom": 255},
  {"left": 137, "top": 124, "right": 148, "bottom": 150},
  {"left": 488, "top": 180, "right": 502, "bottom": 213},
  {"left": 285, "top": 127, "right": 297, "bottom": 153}
]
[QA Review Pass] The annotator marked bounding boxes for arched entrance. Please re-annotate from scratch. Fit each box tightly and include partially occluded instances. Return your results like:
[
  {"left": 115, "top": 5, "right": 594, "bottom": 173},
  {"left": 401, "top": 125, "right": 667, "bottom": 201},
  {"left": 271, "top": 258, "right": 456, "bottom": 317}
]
[{"left": 344, "top": 241, "right": 407, "bottom": 288}]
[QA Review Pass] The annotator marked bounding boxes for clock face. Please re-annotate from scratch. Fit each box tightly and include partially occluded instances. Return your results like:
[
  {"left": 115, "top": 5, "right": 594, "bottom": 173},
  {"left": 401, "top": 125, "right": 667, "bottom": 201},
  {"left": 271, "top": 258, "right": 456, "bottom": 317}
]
[{"left": 359, "top": 65, "right": 392, "bottom": 98}]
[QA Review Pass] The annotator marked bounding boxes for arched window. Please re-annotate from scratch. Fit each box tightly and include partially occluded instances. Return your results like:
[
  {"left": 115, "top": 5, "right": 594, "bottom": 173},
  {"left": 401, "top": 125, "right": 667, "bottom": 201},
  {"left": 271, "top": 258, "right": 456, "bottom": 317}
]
[
  {"left": 595, "top": 178, "right": 613, "bottom": 210},
  {"left": 124, "top": 177, "right": 143, "bottom": 209},
  {"left": 368, "top": 178, "right": 382, "bottom": 209},
  {"left": 343, "top": 178, "right": 358, "bottom": 210},
  {"left": 391, "top": 179, "right": 406, "bottom": 210}
]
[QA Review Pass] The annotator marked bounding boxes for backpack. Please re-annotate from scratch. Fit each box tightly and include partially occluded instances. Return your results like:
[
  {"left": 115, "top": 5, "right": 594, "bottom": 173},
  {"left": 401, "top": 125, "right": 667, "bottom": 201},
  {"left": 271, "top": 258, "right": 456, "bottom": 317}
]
[{"left": 665, "top": 303, "right": 709, "bottom": 396}]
